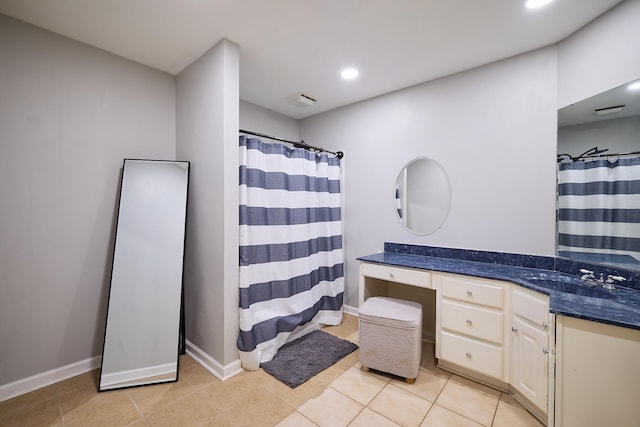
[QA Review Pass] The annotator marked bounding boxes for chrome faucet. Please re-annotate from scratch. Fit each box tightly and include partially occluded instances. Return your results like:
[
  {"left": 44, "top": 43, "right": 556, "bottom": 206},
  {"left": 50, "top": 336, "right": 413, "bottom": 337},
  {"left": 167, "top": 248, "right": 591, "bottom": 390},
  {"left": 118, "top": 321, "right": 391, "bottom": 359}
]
[
  {"left": 580, "top": 269, "right": 625, "bottom": 290},
  {"left": 604, "top": 275, "right": 626, "bottom": 290},
  {"left": 579, "top": 269, "right": 599, "bottom": 285}
]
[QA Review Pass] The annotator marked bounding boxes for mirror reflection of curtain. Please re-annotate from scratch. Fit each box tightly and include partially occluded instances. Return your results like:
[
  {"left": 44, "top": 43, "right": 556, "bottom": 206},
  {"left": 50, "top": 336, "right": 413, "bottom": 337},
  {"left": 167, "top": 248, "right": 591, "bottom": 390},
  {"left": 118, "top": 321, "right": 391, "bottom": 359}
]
[
  {"left": 237, "top": 136, "right": 345, "bottom": 370},
  {"left": 557, "top": 157, "right": 640, "bottom": 263}
]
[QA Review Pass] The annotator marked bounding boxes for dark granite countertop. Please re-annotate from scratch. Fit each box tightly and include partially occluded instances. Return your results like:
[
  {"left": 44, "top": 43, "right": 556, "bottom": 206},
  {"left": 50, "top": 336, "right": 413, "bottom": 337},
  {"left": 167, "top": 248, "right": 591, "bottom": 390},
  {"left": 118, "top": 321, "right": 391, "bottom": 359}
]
[{"left": 357, "top": 245, "right": 640, "bottom": 331}]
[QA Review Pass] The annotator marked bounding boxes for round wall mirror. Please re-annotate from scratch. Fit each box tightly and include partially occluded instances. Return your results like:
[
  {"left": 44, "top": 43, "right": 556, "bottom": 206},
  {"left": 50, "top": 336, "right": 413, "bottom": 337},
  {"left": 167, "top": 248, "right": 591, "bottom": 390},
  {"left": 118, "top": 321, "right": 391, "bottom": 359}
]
[{"left": 394, "top": 157, "right": 452, "bottom": 235}]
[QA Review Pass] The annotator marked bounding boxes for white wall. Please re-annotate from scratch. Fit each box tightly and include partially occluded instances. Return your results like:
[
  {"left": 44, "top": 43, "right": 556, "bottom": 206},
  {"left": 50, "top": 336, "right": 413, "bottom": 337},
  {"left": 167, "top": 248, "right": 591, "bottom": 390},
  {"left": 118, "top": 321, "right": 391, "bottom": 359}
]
[
  {"left": 558, "top": 0, "right": 640, "bottom": 109},
  {"left": 176, "top": 39, "right": 240, "bottom": 370},
  {"left": 301, "top": 47, "right": 559, "bottom": 308},
  {"left": 0, "top": 15, "right": 176, "bottom": 386}
]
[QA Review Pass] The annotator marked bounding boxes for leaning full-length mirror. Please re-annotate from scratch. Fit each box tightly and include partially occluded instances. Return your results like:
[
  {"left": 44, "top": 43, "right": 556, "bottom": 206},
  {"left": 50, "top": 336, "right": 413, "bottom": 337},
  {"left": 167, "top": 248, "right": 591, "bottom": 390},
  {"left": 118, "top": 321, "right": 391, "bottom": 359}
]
[
  {"left": 395, "top": 157, "right": 452, "bottom": 235},
  {"left": 99, "top": 159, "right": 189, "bottom": 391}
]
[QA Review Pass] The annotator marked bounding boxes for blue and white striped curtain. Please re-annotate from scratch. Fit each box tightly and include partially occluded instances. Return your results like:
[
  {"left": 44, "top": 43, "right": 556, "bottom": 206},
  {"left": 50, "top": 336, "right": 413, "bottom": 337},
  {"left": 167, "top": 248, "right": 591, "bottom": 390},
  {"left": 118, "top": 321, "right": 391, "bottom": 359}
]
[
  {"left": 558, "top": 157, "right": 640, "bottom": 261},
  {"left": 237, "top": 135, "right": 345, "bottom": 370}
]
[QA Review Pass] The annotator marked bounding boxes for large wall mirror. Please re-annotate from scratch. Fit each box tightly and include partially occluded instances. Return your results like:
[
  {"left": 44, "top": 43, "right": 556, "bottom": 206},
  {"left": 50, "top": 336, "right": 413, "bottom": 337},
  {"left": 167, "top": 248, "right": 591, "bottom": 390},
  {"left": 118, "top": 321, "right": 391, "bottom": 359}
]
[
  {"left": 394, "top": 157, "right": 452, "bottom": 235},
  {"left": 557, "top": 79, "right": 640, "bottom": 272},
  {"left": 99, "top": 159, "right": 190, "bottom": 391}
]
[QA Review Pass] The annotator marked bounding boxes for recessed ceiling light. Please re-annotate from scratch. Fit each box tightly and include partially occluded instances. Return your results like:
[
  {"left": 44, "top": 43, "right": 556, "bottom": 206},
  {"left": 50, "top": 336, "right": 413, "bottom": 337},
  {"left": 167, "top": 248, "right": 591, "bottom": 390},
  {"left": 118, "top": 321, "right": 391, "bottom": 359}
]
[
  {"left": 525, "top": 0, "right": 553, "bottom": 9},
  {"left": 628, "top": 81, "right": 640, "bottom": 91},
  {"left": 341, "top": 68, "right": 359, "bottom": 80}
]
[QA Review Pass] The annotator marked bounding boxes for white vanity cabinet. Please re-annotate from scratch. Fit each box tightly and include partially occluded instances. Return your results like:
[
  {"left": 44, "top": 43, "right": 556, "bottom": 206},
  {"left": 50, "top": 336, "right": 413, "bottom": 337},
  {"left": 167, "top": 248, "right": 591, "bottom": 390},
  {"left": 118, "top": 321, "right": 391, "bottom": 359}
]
[
  {"left": 434, "top": 273, "right": 510, "bottom": 383},
  {"left": 509, "top": 286, "right": 553, "bottom": 421},
  {"left": 554, "top": 315, "right": 640, "bottom": 427}
]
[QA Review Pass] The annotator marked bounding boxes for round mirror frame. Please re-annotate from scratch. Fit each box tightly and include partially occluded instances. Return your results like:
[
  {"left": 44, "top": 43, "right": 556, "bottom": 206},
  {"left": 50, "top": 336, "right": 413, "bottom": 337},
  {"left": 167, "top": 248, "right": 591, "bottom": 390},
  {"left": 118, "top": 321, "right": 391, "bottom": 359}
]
[{"left": 394, "top": 157, "right": 452, "bottom": 235}]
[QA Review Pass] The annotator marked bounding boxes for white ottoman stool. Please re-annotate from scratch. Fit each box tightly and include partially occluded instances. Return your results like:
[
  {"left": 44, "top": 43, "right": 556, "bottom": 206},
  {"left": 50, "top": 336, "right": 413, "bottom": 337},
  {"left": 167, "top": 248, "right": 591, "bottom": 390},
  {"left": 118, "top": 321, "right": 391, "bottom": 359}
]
[{"left": 358, "top": 296, "right": 423, "bottom": 383}]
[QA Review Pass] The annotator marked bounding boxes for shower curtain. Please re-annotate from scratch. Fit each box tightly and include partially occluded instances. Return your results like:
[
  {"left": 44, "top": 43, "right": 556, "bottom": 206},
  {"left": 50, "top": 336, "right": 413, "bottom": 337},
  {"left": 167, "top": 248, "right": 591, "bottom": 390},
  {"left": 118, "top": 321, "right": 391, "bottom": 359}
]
[
  {"left": 237, "top": 135, "right": 345, "bottom": 370},
  {"left": 557, "top": 157, "right": 640, "bottom": 262}
]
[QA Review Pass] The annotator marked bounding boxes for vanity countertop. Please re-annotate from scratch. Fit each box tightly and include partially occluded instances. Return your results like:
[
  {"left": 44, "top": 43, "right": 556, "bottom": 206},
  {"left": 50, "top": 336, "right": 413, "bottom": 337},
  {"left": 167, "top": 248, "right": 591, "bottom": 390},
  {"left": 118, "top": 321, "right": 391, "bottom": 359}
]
[{"left": 358, "top": 250, "right": 640, "bottom": 331}]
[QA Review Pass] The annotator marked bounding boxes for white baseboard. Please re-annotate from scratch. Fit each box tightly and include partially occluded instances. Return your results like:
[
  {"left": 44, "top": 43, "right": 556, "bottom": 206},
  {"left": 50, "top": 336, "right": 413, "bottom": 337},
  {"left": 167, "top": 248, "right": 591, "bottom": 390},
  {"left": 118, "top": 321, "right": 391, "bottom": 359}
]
[
  {"left": 0, "top": 356, "right": 101, "bottom": 402},
  {"left": 185, "top": 340, "right": 243, "bottom": 382},
  {"left": 343, "top": 304, "right": 359, "bottom": 317}
]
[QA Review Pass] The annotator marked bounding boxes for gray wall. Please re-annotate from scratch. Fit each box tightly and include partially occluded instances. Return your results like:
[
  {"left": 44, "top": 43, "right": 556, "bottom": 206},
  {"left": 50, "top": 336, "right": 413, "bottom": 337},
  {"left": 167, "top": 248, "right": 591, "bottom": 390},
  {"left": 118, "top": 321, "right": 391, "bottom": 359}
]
[
  {"left": 301, "top": 47, "right": 559, "bottom": 308},
  {"left": 559, "top": 116, "right": 640, "bottom": 157},
  {"left": 558, "top": 0, "right": 640, "bottom": 109},
  {"left": 176, "top": 39, "right": 240, "bottom": 368},
  {"left": 0, "top": 15, "right": 176, "bottom": 385},
  {"left": 240, "top": 100, "right": 300, "bottom": 141}
]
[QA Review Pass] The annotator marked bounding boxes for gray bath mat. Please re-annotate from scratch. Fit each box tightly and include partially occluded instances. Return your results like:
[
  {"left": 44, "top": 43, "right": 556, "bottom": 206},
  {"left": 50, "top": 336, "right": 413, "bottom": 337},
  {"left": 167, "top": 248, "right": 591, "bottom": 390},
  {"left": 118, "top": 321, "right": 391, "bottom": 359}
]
[{"left": 261, "top": 330, "right": 358, "bottom": 388}]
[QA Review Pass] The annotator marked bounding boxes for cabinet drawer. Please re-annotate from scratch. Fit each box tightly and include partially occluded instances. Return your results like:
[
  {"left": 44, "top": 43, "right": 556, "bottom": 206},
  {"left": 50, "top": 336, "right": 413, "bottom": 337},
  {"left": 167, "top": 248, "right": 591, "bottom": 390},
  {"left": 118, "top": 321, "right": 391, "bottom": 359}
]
[
  {"left": 512, "top": 287, "right": 550, "bottom": 328},
  {"left": 439, "top": 275, "right": 505, "bottom": 308},
  {"left": 361, "top": 262, "right": 431, "bottom": 289},
  {"left": 441, "top": 300, "right": 504, "bottom": 344},
  {"left": 440, "top": 331, "right": 504, "bottom": 380}
]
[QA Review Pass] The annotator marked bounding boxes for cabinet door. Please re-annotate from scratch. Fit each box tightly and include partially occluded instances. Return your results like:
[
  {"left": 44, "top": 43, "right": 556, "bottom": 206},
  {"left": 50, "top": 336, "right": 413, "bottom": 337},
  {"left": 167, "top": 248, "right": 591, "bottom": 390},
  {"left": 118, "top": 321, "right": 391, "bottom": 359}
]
[{"left": 510, "top": 316, "right": 549, "bottom": 413}]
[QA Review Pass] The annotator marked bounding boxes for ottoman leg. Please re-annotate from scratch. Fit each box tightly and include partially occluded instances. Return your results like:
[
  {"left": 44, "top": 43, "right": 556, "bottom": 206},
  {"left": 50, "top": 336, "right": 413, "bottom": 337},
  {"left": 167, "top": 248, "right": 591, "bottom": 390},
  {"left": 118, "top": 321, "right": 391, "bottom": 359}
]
[
  {"left": 362, "top": 366, "right": 370, "bottom": 372},
  {"left": 406, "top": 377, "right": 415, "bottom": 384}
]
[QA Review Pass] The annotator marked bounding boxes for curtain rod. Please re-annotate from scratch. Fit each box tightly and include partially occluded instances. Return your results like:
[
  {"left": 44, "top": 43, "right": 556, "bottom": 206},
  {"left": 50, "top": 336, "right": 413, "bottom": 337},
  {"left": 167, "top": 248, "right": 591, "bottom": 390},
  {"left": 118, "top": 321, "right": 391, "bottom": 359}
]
[
  {"left": 558, "top": 146, "right": 640, "bottom": 162},
  {"left": 240, "top": 129, "right": 344, "bottom": 159}
]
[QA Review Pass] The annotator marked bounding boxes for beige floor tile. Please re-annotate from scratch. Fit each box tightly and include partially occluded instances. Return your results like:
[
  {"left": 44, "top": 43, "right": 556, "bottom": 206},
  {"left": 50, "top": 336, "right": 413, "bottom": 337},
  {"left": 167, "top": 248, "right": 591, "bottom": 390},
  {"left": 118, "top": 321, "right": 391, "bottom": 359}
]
[
  {"left": 200, "top": 412, "right": 235, "bottom": 427},
  {"left": 145, "top": 393, "right": 219, "bottom": 427},
  {"left": 179, "top": 354, "right": 197, "bottom": 370},
  {"left": 62, "top": 390, "right": 143, "bottom": 427},
  {"left": 368, "top": 383, "right": 432, "bottom": 427},
  {"left": 420, "top": 342, "right": 452, "bottom": 379},
  {"left": 223, "top": 390, "right": 294, "bottom": 427},
  {"left": 55, "top": 370, "right": 100, "bottom": 396},
  {"left": 311, "top": 361, "right": 352, "bottom": 386},
  {"left": 391, "top": 370, "right": 448, "bottom": 402},
  {"left": 329, "top": 366, "right": 387, "bottom": 405},
  {"left": 322, "top": 314, "right": 359, "bottom": 340},
  {"left": 448, "top": 374, "right": 502, "bottom": 399},
  {"left": 435, "top": 381, "right": 498, "bottom": 427},
  {"left": 129, "top": 363, "right": 216, "bottom": 413},
  {"left": 0, "top": 384, "right": 58, "bottom": 419},
  {"left": 58, "top": 384, "right": 104, "bottom": 415},
  {"left": 0, "top": 397, "right": 63, "bottom": 427},
  {"left": 298, "top": 387, "right": 363, "bottom": 427},
  {"left": 275, "top": 410, "right": 318, "bottom": 427},
  {"left": 421, "top": 404, "right": 483, "bottom": 427},
  {"left": 268, "top": 376, "right": 326, "bottom": 408},
  {"left": 198, "top": 368, "right": 276, "bottom": 412},
  {"left": 491, "top": 401, "right": 544, "bottom": 427},
  {"left": 349, "top": 407, "right": 401, "bottom": 427}
]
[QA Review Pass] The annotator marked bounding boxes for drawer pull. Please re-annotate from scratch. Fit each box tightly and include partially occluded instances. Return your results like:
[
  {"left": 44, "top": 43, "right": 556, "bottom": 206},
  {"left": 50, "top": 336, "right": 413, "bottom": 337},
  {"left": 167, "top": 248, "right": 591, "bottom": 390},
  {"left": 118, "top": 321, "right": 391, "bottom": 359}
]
[
  {"left": 511, "top": 326, "right": 518, "bottom": 333},
  {"left": 389, "top": 273, "right": 395, "bottom": 279},
  {"left": 542, "top": 347, "right": 549, "bottom": 355},
  {"left": 466, "top": 290, "right": 473, "bottom": 297},
  {"left": 542, "top": 321, "right": 549, "bottom": 330},
  {"left": 465, "top": 352, "right": 472, "bottom": 359},
  {"left": 466, "top": 319, "right": 473, "bottom": 326}
]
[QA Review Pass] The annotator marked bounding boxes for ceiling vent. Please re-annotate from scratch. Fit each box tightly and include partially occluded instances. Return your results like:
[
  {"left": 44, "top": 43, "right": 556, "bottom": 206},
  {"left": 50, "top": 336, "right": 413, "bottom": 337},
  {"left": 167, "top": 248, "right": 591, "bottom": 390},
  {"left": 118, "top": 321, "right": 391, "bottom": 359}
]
[
  {"left": 287, "top": 93, "right": 317, "bottom": 108},
  {"left": 595, "top": 105, "right": 625, "bottom": 116}
]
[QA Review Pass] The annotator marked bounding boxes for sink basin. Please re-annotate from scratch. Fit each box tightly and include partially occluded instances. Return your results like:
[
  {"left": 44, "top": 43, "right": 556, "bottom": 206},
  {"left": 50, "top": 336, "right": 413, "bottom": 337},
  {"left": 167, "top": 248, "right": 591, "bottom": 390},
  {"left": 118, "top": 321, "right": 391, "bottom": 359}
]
[{"left": 525, "top": 276, "right": 617, "bottom": 300}]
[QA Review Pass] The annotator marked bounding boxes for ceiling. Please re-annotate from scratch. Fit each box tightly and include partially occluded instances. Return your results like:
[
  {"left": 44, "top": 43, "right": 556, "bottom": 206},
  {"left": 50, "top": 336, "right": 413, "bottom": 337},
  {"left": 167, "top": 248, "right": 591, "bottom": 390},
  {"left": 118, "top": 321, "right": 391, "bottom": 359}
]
[
  {"left": 0, "top": 0, "right": 625, "bottom": 119},
  {"left": 559, "top": 80, "right": 640, "bottom": 127}
]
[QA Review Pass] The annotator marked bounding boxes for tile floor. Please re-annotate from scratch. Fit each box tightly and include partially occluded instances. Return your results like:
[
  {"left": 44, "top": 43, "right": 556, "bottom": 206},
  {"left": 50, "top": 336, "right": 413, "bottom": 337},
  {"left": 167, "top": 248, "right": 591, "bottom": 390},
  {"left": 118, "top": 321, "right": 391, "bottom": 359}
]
[{"left": 0, "top": 314, "right": 543, "bottom": 426}]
